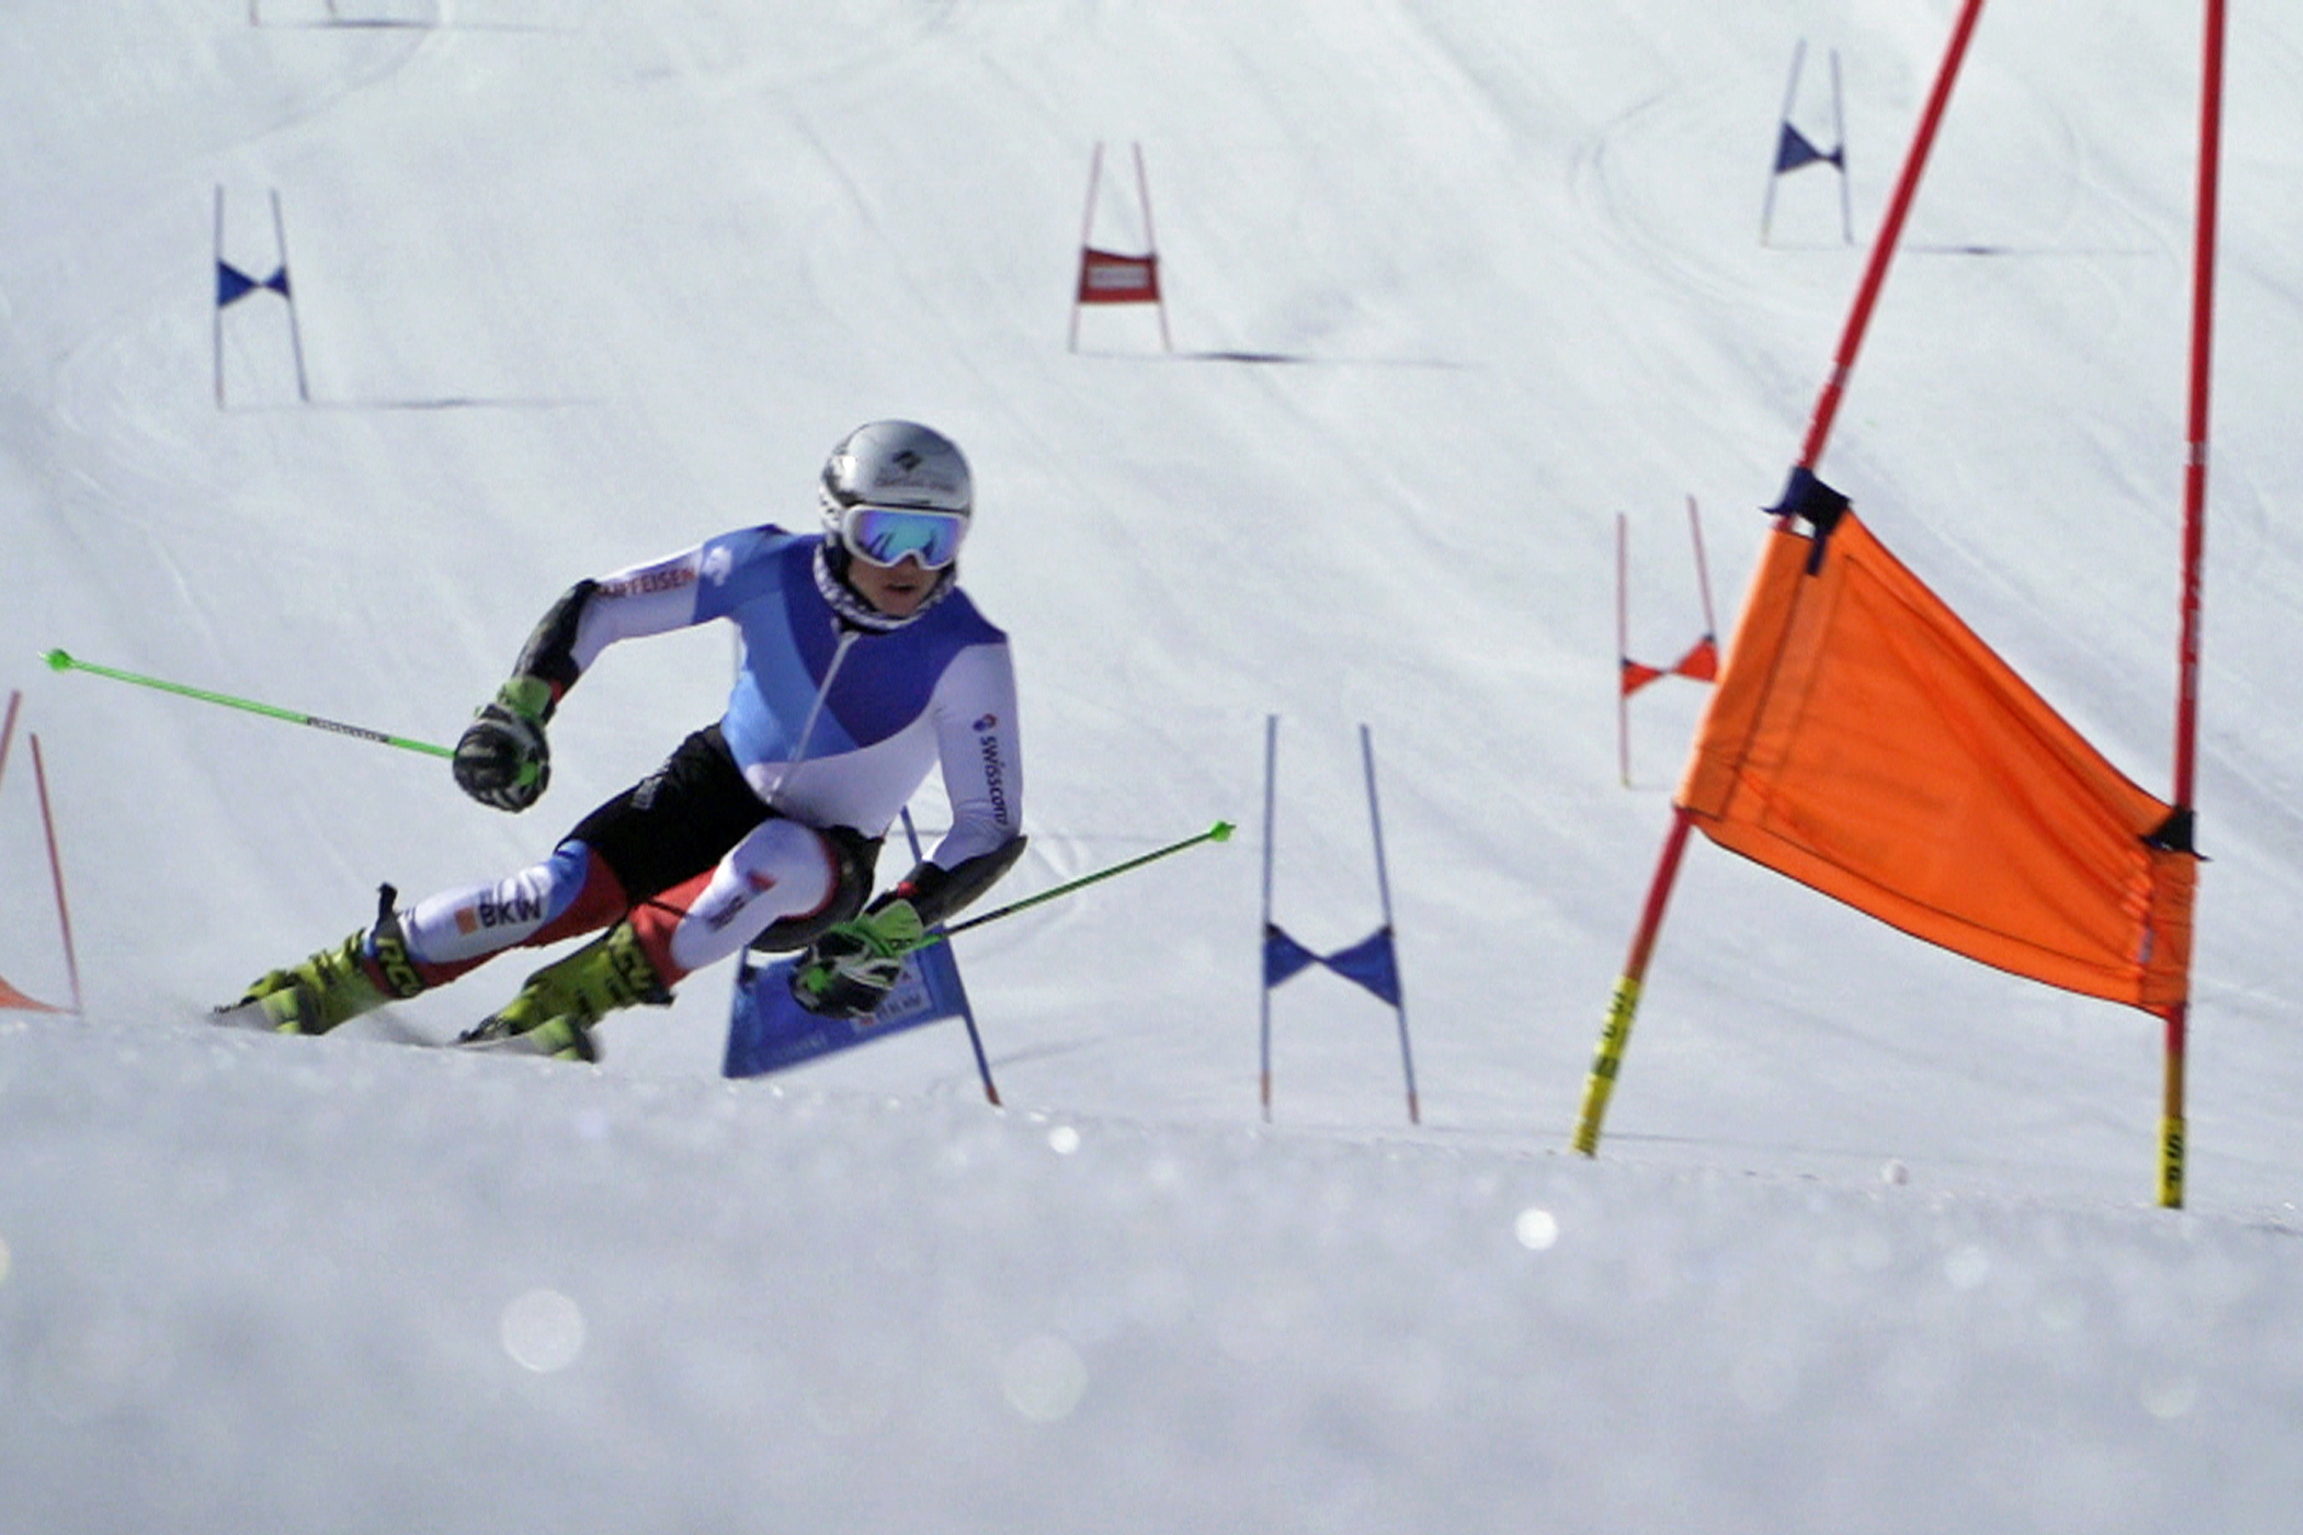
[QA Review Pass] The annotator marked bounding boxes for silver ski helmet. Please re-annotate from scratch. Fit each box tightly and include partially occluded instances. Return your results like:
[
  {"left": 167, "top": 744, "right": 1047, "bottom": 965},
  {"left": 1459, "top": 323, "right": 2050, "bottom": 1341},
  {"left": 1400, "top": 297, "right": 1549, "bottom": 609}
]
[{"left": 820, "top": 420, "right": 973, "bottom": 566}]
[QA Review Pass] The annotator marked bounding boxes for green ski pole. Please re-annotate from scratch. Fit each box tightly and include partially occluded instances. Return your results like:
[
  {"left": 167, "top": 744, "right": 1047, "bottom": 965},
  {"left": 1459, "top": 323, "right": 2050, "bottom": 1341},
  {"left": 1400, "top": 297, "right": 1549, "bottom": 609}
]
[{"left": 42, "top": 648, "right": 454, "bottom": 759}]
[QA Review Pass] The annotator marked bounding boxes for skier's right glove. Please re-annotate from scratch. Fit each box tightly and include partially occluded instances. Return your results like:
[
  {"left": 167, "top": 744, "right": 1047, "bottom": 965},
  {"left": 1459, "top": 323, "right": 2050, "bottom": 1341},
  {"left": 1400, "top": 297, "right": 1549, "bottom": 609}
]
[
  {"left": 453, "top": 676, "right": 553, "bottom": 813},
  {"left": 789, "top": 900, "right": 925, "bottom": 1019}
]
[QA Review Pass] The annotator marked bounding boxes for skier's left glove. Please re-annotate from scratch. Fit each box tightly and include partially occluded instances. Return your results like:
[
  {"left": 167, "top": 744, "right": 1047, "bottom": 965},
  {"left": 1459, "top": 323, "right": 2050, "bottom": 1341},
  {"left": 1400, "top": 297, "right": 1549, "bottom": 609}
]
[
  {"left": 789, "top": 899, "right": 925, "bottom": 1019},
  {"left": 453, "top": 676, "right": 553, "bottom": 812}
]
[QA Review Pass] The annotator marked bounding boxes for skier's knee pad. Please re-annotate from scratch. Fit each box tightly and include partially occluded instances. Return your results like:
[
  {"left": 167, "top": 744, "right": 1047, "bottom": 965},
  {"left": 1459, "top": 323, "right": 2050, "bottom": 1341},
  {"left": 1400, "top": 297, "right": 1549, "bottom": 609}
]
[
  {"left": 747, "top": 824, "right": 881, "bottom": 954},
  {"left": 654, "top": 820, "right": 825, "bottom": 977}
]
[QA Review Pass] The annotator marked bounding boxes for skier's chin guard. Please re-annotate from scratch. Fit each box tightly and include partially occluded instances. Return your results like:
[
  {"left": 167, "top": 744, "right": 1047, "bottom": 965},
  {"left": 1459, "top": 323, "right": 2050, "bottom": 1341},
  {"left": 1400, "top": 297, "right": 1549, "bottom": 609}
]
[{"left": 747, "top": 825, "right": 881, "bottom": 954}]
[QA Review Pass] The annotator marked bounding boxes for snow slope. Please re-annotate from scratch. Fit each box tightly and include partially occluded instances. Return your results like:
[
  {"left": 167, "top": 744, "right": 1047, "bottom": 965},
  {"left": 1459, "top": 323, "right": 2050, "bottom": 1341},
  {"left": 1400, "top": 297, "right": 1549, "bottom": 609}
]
[{"left": 5, "top": 2, "right": 2303, "bottom": 1530}]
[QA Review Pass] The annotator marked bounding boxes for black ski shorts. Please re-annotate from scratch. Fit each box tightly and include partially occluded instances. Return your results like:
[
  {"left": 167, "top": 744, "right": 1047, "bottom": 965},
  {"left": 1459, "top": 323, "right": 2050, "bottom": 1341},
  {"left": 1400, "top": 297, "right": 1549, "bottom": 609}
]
[{"left": 563, "top": 725, "right": 880, "bottom": 945}]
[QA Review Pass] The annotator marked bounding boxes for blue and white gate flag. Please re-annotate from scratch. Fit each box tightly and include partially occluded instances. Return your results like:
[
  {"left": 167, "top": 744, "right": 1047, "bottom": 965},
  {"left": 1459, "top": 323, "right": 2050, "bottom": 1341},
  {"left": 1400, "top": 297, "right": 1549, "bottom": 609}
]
[
  {"left": 1263, "top": 921, "right": 1401, "bottom": 1008},
  {"left": 724, "top": 940, "right": 973, "bottom": 1079}
]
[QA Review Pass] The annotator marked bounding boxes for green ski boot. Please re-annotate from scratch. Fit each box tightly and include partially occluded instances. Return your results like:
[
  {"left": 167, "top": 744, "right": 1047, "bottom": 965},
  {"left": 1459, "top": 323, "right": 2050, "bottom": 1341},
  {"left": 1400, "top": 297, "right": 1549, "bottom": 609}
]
[
  {"left": 458, "top": 921, "right": 669, "bottom": 1062},
  {"left": 223, "top": 885, "right": 426, "bottom": 1035}
]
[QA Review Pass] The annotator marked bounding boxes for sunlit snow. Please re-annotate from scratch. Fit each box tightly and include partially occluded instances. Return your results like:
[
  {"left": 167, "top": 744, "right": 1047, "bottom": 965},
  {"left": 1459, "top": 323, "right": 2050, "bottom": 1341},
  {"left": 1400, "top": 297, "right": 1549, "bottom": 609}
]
[{"left": 5, "top": 2, "right": 2303, "bottom": 1531}]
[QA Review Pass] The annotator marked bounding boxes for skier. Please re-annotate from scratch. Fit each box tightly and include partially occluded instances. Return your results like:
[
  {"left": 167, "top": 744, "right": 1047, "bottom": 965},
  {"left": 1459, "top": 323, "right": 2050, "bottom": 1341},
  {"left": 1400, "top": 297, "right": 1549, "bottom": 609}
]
[{"left": 219, "top": 421, "right": 1025, "bottom": 1060}]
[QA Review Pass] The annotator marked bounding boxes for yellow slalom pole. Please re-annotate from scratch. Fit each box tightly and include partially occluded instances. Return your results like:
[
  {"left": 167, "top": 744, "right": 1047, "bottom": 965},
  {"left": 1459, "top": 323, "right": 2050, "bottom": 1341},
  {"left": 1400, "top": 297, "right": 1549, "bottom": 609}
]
[
  {"left": 2159, "top": 1002, "right": 2188, "bottom": 1208},
  {"left": 1573, "top": 976, "right": 1643, "bottom": 1155},
  {"left": 1573, "top": 808, "right": 1695, "bottom": 1156}
]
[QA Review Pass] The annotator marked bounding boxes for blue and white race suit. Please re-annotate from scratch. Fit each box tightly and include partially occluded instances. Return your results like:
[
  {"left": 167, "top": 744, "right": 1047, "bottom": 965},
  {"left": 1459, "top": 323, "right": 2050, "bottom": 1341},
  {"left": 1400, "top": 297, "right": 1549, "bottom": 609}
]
[{"left": 397, "top": 528, "right": 1021, "bottom": 983}]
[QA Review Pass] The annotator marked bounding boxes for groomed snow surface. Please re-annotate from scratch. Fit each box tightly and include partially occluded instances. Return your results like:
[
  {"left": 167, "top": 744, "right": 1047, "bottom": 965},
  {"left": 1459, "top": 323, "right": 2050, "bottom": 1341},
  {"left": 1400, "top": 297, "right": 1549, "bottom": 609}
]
[{"left": 6, "top": 3, "right": 2303, "bottom": 1531}]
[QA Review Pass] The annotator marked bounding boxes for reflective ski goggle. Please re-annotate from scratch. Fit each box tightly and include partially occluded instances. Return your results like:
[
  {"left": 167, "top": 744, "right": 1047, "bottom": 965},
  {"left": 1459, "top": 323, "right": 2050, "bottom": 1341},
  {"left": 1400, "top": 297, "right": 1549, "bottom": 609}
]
[{"left": 839, "top": 505, "right": 968, "bottom": 570}]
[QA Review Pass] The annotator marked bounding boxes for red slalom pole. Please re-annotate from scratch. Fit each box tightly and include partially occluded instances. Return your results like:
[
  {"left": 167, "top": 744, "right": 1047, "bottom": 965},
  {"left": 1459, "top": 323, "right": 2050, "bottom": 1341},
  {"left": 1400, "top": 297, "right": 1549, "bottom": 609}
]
[
  {"left": 1575, "top": 0, "right": 1991, "bottom": 1158},
  {"left": 2173, "top": 0, "right": 2225, "bottom": 818},
  {"left": 31, "top": 735, "right": 83, "bottom": 1014},
  {"left": 1797, "top": 0, "right": 1990, "bottom": 472},
  {"left": 0, "top": 690, "right": 19, "bottom": 790},
  {"left": 2158, "top": 0, "right": 2226, "bottom": 1211}
]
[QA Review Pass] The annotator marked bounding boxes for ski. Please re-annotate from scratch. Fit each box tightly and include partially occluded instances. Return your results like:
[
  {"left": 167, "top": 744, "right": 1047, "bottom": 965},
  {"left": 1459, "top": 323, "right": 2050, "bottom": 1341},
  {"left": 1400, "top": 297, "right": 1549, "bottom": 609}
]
[{"left": 205, "top": 1002, "right": 594, "bottom": 1062}]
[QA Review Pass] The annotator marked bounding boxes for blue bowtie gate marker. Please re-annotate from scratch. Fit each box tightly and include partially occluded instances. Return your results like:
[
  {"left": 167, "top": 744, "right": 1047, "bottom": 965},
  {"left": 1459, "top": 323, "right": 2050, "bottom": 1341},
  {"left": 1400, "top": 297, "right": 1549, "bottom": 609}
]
[
  {"left": 1260, "top": 717, "right": 1420, "bottom": 1126},
  {"left": 1760, "top": 39, "right": 1852, "bottom": 248},
  {"left": 213, "top": 186, "right": 311, "bottom": 409}
]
